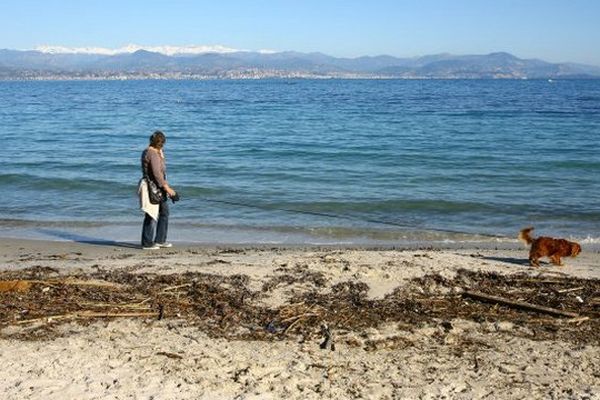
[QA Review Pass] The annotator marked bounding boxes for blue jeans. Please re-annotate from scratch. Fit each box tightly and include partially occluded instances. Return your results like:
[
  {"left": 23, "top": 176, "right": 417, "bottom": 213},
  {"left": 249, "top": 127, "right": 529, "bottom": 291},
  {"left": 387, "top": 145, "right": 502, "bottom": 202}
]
[{"left": 141, "top": 199, "right": 169, "bottom": 247}]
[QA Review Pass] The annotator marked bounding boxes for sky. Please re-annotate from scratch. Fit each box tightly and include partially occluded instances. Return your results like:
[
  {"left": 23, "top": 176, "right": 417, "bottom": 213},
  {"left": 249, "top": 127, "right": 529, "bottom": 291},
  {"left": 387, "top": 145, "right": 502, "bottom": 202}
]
[{"left": 1, "top": 0, "right": 600, "bottom": 65}]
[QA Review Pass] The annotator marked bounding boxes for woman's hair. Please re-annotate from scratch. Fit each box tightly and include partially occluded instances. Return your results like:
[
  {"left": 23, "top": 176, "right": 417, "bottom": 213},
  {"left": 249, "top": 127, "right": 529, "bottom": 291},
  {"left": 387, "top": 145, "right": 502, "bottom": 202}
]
[{"left": 149, "top": 130, "right": 166, "bottom": 148}]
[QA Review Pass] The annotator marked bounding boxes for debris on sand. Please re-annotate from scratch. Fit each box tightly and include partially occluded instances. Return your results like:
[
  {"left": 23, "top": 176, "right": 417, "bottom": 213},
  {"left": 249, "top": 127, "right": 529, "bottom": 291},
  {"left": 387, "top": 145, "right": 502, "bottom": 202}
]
[{"left": 1, "top": 267, "right": 598, "bottom": 345}]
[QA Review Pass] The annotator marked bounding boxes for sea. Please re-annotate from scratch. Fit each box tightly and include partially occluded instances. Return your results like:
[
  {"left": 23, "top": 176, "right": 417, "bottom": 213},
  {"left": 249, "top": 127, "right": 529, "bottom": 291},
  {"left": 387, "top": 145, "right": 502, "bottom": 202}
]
[{"left": 1, "top": 79, "right": 599, "bottom": 246}]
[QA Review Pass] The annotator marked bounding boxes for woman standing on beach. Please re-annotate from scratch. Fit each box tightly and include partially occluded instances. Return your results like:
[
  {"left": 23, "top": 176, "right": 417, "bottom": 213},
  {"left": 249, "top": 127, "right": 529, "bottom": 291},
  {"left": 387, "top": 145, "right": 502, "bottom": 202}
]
[{"left": 140, "top": 130, "right": 177, "bottom": 249}]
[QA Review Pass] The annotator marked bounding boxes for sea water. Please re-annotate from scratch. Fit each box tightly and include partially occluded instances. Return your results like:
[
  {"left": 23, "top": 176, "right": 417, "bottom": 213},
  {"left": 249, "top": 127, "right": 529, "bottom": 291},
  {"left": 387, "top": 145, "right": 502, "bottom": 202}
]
[{"left": 1, "top": 79, "right": 599, "bottom": 245}]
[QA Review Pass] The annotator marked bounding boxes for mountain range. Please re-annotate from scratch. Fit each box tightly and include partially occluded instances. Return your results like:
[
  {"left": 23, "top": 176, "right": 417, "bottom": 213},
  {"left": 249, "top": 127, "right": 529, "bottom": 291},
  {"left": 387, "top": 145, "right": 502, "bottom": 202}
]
[{"left": 1, "top": 47, "right": 599, "bottom": 79}]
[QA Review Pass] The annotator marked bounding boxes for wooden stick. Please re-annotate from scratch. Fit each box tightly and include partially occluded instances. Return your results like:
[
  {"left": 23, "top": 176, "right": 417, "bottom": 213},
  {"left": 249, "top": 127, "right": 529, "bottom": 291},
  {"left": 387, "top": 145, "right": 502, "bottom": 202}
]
[
  {"left": 566, "top": 317, "right": 590, "bottom": 324},
  {"left": 60, "top": 278, "right": 123, "bottom": 288},
  {"left": 462, "top": 290, "right": 580, "bottom": 318},
  {"left": 15, "top": 311, "right": 158, "bottom": 324},
  {"left": 15, "top": 315, "right": 70, "bottom": 325},
  {"left": 77, "top": 301, "right": 151, "bottom": 309},
  {"left": 281, "top": 312, "right": 320, "bottom": 323},
  {"left": 161, "top": 283, "right": 192, "bottom": 292},
  {"left": 283, "top": 317, "right": 305, "bottom": 334},
  {"left": 156, "top": 351, "right": 183, "bottom": 359},
  {"left": 75, "top": 311, "right": 158, "bottom": 318},
  {"left": 0, "top": 280, "right": 32, "bottom": 292},
  {"left": 557, "top": 287, "right": 584, "bottom": 294},
  {"left": 319, "top": 323, "right": 335, "bottom": 351},
  {"left": 4, "top": 279, "right": 124, "bottom": 289}
]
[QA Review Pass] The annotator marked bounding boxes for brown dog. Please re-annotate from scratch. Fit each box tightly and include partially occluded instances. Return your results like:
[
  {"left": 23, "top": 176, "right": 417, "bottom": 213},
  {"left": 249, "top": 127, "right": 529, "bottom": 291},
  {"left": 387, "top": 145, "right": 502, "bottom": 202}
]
[{"left": 518, "top": 227, "right": 581, "bottom": 267}]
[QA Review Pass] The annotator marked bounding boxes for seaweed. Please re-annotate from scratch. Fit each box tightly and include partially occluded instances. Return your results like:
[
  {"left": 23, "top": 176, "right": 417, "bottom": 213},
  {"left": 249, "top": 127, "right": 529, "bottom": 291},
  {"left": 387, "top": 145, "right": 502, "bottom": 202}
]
[{"left": 1, "top": 267, "right": 598, "bottom": 345}]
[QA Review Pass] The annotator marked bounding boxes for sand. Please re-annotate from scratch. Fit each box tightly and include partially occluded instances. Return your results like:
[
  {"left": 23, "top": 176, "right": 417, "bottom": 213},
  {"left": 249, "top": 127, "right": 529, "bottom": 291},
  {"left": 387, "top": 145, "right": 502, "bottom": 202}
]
[{"left": 0, "top": 238, "right": 598, "bottom": 399}]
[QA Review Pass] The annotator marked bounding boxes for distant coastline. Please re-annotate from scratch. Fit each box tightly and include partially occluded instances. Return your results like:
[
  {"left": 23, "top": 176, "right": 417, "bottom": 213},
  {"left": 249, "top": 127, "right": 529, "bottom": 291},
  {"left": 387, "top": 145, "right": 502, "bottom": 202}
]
[
  {"left": 2, "top": 49, "right": 600, "bottom": 80},
  {"left": 2, "top": 74, "right": 599, "bottom": 81},
  {"left": 2, "top": 72, "right": 405, "bottom": 81}
]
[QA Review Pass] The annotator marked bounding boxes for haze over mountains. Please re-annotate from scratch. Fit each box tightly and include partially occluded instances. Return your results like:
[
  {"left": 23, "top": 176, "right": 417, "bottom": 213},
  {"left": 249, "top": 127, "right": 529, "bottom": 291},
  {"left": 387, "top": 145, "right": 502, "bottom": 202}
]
[{"left": 1, "top": 46, "right": 599, "bottom": 79}]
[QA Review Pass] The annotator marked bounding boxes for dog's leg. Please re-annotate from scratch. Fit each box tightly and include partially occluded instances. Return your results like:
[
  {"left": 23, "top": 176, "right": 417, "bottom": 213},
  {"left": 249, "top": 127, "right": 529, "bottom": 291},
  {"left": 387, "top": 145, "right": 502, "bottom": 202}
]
[
  {"left": 550, "top": 254, "right": 563, "bottom": 266},
  {"left": 529, "top": 250, "right": 540, "bottom": 267},
  {"left": 529, "top": 256, "right": 540, "bottom": 267}
]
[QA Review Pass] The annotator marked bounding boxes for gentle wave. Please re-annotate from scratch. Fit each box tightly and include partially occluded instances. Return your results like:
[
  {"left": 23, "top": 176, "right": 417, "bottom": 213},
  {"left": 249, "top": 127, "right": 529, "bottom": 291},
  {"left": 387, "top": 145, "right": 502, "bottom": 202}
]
[
  {"left": 2, "top": 218, "right": 599, "bottom": 246},
  {"left": 1, "top": 173, "right": 134, "bottom": 193}
]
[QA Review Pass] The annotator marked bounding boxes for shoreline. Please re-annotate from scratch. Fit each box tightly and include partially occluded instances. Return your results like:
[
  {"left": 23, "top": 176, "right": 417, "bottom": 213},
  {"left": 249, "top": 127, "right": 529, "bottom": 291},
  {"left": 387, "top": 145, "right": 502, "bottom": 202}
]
[
  {"left": 2, "top": 237, "right": 599, "bottom": 279},
  {"left": 2, "top": 234, "right": 600, "bottom": 253},
  {"left": 2, "top": 223, "right": 599, "bottom": 252},
  {"left": 1, "top": 238, "right": 598, "bottom": 399}
]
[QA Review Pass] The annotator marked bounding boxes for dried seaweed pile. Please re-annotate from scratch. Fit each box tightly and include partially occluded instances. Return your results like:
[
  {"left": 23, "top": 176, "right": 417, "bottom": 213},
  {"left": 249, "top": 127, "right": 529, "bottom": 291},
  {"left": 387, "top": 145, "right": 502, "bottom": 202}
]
[
  {"left": 274, "top": 269, "right": 599, "bottom": 345},
  {"left": 1, "top": 266, "right": 598, "bottom": 344},
  {"left": 400, "top": 270, "right": 600, "bottom": 343}
]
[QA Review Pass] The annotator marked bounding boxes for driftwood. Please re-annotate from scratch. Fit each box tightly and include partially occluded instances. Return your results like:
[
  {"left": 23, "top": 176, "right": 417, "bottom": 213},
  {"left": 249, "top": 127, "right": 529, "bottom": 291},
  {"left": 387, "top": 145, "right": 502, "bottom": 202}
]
[
  {"left": 59, "top": 278, "right": 125, "bottom": 289},
  {"left": 566, "top": 317, "right": 590, "bottom": 325},
  {"left": 161, "top": 283, "right": 192, "bottom": 293},
  {"left": 557, "top": 286, "right": 584, "bottom": 294},
  {"left": 462, "top": 290, "right": 579, "bottom": 318},
  {"left": 70, "top": 311, "right": 158, "bottom": 318},
  {"left": 0, "top": 280, "right": 32, "bottom": 293},
  {"left": 156, "top": 351, "right": 183, "bottom": 359},
  {"left": 16, "top": 311, "right": 158, "bottom": 325},
  {"left": 77, "top": 301, "right": 151, "bottom": 310},
  {"left": 0, "top": 278, "right": 123, "bottom": 293},
  {"left": 319, "top": 323, "right": 335, "bottom": 351}
]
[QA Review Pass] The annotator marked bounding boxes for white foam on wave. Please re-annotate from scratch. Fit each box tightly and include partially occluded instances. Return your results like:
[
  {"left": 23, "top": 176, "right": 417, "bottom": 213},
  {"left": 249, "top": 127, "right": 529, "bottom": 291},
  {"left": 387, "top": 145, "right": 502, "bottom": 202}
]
[{"left": 580, "top": 235, "right": 600, "bottom": 244}]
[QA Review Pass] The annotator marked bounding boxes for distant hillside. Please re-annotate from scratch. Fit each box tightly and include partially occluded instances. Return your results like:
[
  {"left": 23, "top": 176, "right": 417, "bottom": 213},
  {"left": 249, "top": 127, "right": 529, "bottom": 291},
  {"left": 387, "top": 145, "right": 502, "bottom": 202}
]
[{"left": 1, "top": 48, "right": 599, "bottom": 79}]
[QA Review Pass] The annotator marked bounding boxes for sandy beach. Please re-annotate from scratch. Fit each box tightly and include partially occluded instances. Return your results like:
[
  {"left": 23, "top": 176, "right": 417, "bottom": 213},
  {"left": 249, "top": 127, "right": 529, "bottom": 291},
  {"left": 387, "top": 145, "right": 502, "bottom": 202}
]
[{"left": 1, "top": 238, "right": 598, "bottom": 399}]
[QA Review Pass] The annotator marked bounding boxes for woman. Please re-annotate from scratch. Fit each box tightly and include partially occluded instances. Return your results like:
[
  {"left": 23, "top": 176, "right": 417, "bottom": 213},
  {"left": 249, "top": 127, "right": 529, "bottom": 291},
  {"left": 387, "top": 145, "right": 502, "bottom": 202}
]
[{"left": 140, "top": 130, "right": 177, "bottom": 249}]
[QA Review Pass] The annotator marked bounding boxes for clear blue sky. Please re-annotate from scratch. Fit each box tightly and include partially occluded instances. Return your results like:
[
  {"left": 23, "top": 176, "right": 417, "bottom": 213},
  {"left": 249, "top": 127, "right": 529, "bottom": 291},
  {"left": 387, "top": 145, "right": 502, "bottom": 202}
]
[{"left": 2, "top": 0, "right": 600, "bottom": 65}]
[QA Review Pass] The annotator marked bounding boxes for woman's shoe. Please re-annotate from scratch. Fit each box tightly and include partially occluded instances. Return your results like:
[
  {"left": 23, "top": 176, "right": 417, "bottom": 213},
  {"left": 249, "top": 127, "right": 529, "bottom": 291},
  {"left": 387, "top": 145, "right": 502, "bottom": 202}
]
[
  {"left": 142, "top": 244, "right": 160, "bottom": 250},
  {"left": 156, "top": 242, "right": 173, "bottom": 248}
]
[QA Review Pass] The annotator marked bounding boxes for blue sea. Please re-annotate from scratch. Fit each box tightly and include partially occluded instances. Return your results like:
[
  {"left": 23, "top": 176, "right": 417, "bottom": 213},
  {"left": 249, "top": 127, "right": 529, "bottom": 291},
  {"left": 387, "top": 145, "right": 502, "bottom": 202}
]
[{"left": 1, "top": 79, "right": 599, "bottom": 246}]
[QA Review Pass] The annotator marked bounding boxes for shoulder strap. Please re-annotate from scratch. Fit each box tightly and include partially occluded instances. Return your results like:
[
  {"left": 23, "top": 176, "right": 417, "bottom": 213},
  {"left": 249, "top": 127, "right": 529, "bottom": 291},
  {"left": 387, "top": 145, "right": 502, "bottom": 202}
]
[{"left": 141, "top": 148, "right": 154, "bottom": 181}]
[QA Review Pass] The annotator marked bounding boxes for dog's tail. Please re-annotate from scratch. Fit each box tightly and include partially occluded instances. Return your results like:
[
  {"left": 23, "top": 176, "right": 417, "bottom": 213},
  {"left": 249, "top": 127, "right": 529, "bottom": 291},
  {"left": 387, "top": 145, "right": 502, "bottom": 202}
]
[{"left": 518, "top": 227, "right": 535, "bottom": 245}]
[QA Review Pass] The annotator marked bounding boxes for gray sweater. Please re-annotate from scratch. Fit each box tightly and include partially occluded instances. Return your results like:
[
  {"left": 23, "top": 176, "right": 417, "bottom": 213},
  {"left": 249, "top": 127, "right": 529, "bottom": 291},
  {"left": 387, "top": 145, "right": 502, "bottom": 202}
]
[{"left": 141, "top": 147, "right": 167, "bottom": 188}]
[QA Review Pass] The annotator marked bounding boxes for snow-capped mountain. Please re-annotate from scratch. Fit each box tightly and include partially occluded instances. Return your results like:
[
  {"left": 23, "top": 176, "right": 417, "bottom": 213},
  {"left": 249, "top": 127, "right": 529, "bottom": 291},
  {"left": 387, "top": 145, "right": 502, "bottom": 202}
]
[{"left": 33, "top": 44, "right": 247, "bottom": 56}]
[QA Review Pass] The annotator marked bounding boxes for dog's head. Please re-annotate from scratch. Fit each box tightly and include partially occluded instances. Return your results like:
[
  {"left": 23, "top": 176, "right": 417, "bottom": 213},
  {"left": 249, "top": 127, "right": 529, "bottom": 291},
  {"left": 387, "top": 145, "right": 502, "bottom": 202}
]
[{"left": 570, "top": 242, "right": 582, "bottom": 257}]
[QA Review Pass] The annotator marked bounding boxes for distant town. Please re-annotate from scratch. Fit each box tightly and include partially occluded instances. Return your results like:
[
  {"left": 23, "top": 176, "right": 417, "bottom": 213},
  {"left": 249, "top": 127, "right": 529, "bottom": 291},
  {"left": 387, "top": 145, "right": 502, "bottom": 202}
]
[
  {"left": 3, "top": 69, "right": 381, "bottom": 81},
  {"left": 1, "top": 49, "right": 599, "bottom": 80}
]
